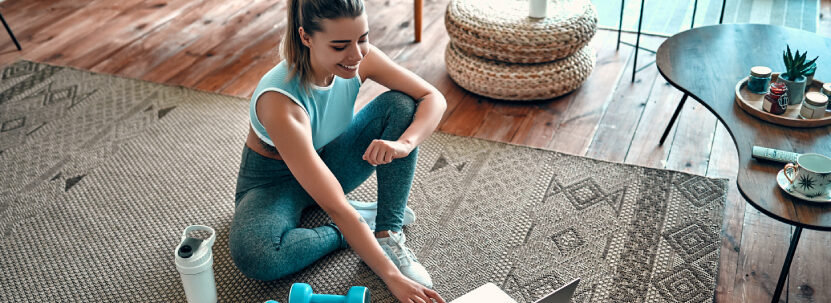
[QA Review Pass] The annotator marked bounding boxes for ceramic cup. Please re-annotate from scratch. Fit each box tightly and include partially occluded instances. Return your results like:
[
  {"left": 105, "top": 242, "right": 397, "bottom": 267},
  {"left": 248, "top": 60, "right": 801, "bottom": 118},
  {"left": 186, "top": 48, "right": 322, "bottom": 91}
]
[{"left": 784, "top": 153, "right": 831, "bottom": 197}]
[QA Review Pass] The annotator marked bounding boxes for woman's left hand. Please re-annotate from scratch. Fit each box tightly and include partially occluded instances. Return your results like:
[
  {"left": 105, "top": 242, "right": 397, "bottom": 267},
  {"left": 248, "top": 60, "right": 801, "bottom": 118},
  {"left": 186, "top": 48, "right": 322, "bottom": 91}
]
[{"left": 362, "top": 139, "right": 414, "bottom": 166}]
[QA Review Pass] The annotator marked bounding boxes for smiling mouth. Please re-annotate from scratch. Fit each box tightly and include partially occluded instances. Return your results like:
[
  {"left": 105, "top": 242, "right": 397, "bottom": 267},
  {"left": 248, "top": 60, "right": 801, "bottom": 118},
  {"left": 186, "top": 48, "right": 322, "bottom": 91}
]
[{"left": 338, "top": 63, "right": 358, "bottom": 71}]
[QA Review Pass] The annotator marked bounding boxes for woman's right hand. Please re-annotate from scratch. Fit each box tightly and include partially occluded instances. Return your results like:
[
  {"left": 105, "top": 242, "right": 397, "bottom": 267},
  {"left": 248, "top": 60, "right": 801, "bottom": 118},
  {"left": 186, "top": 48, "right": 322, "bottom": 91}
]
[{"left": 385, "top": 273, "right": 446, "bottom": 303}]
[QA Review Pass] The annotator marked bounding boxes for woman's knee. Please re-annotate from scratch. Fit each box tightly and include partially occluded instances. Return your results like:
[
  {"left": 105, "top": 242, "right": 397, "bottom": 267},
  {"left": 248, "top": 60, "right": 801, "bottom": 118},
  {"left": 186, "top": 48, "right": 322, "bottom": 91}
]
[
  {"left": 229, "top": 231, "right": 294, "bottom": 281},
  {"left": 376, "top": 90, "right": 417, "bottom": 117}
]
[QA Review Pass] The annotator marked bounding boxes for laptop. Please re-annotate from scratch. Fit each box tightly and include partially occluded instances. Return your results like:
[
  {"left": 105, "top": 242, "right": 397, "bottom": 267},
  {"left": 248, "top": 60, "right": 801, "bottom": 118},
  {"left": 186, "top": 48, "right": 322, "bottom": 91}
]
[{"left": 450, "top": 279, "right": 580, "bottom": 303}]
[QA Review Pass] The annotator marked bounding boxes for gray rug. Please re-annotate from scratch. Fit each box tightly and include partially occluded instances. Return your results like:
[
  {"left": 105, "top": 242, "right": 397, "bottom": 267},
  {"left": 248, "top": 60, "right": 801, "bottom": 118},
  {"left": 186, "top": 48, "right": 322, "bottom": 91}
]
[
  {"left": 593, "top": 0, "right": 818, "bottom": 35},
  {"left": 0, "top": 60, "right": 728, "bottom": 302}
]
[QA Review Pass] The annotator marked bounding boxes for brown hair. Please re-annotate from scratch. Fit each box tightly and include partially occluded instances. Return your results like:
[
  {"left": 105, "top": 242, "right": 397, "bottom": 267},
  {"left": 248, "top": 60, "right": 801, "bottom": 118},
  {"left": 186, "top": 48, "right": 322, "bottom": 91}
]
[{"left": 280, "top": 0, "right": 365, "bottom": 91}]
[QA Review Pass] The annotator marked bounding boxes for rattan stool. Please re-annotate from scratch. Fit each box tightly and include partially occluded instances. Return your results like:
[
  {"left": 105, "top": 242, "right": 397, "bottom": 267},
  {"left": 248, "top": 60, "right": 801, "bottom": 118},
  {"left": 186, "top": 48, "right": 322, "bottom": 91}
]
[
  {"left": 445, "top": 42, "right": 596, "bottom": 101},
  {"left": 445, "top": 0, "right": 597, "bottom": 64}
]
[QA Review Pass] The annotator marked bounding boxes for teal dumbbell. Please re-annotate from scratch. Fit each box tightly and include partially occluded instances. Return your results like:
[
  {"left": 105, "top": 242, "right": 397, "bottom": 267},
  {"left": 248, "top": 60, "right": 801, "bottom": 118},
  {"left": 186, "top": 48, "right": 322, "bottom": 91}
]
[{"left": 288, "top": 283, "right": 370, "bottom": 303}]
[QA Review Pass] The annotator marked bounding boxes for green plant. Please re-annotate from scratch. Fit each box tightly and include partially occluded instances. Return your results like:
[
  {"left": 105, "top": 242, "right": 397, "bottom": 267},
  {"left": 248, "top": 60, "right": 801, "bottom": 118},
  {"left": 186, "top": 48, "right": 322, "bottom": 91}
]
[{"left": 782, "top": 45, "right": 818, "bottom": 80}]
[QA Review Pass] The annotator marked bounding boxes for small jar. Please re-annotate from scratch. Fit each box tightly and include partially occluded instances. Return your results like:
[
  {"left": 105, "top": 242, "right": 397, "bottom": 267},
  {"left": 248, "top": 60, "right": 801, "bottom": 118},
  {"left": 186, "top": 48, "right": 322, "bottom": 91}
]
[
  {"left": 763, "top": 82, "right": 788, "bottom": 115},
  {"left": 747, "top": 66, "right": 772, "bottom": 94},
  {"left": 822, "top": 82, "right": 831, "bottom": 111},
  {"left": 800, "top": 92, "right": 828, "bottom": 119}
]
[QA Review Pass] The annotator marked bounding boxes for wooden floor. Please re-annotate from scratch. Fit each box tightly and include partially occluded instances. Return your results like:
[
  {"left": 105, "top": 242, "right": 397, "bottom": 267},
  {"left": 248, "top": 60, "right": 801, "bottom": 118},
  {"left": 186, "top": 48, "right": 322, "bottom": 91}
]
[{"left": 1, "top": 0, "right": 829, "bottom": 302}]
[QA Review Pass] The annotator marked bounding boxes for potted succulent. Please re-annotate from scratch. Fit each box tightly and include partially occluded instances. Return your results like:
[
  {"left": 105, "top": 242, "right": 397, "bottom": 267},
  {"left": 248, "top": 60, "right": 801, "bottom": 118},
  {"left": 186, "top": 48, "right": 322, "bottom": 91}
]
[{"left": 778, "top": 45, "right": 818, "bottom": 105}]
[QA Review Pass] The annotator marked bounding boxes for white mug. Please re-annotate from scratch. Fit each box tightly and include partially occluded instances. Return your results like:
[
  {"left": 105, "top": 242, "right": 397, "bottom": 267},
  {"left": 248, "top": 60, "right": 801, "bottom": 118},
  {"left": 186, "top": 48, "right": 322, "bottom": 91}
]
[{"left": 784, "top": 153, "right": 831, "bottom": 197}]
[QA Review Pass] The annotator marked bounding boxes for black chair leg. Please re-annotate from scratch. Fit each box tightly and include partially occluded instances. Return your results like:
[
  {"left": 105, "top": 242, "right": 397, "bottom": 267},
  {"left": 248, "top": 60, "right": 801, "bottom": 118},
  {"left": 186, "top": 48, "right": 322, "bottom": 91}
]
[
  {"left": 659, "top": 93, "right": 687, "bottom": 145},
  {"left": 0, "top": 12, "right": 21, "bottom": 51},
  {"left": 631, "top": 0, "right": 645, "bottom": 82},
  {"left": 719, "top": 0, "right": 727, "bottom": 24},
  {"left": 617, "top": 0, "right": 625, "bottom": 50},
  {"left": 690, "top": 0, "right": 699, "bottom": 28}
]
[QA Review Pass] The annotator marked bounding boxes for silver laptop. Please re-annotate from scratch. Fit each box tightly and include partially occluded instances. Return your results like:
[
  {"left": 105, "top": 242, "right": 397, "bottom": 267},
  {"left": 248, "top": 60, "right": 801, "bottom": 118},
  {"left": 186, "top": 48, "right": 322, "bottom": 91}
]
[
  {"left": 451, "top": 279, "right": 580, "bottom": 303},
  {"left": 535, "top": 278, "right": 580, "bottom": 303}
]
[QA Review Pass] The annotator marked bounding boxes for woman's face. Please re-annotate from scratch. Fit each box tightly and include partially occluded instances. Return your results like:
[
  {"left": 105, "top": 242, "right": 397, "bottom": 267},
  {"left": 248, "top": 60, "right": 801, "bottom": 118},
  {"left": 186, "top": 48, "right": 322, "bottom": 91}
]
[{"left": 300, "top": 14, "right": 370, "bottom": 81}]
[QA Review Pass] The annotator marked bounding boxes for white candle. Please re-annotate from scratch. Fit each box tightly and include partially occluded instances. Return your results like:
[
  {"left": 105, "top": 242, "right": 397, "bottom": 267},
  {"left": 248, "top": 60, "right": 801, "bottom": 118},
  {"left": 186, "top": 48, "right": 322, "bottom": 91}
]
[{"left": 529, "top": 0, "right": 548, "bottom": 18}]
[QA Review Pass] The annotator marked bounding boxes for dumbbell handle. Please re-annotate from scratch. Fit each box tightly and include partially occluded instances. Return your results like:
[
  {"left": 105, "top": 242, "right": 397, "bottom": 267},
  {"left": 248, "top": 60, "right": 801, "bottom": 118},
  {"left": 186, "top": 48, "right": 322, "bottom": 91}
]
[{"left": 309, "top": 294, "right": 347, "bottom": 303}]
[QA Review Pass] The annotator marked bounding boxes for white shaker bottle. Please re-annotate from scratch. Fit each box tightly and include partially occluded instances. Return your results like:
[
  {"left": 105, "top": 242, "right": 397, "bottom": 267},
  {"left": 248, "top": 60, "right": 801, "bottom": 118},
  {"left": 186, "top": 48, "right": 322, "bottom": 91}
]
[{"left": 175, "top": 225, "right": 218, "bottom": 303}]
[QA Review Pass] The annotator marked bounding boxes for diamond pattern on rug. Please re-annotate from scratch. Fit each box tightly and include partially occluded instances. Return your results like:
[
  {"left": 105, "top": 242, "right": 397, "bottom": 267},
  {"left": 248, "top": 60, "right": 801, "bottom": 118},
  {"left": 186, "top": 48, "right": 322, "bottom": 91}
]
[{"left": 0, "top": 60, "right": 727, "bottom": 303}]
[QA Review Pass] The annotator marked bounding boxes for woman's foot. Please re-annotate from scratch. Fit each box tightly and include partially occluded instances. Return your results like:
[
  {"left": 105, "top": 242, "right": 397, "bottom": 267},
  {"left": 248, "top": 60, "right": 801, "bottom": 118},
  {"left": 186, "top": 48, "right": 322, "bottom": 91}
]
[
  {"left": 348, "top": 200, "right": 415, "bottom": 231},
  {"left": 376, "top": 231, "right": 433, "bottom": 288}
]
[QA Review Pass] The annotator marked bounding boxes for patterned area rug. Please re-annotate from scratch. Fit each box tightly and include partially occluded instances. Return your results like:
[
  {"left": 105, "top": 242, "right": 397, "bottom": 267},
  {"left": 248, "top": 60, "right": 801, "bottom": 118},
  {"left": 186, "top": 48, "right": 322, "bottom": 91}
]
[{"left": 0, "top": 60, "right": 727, "bottom": 302}]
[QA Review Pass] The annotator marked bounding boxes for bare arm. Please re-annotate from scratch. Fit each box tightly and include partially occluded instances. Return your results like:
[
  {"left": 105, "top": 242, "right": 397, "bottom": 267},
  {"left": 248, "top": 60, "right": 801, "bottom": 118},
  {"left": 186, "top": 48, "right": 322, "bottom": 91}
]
[
  {"left": 256, "top": 92, "right": 402, "bottom": 281},
  {"left": 359, "top": 44, "right": 446, "bottom": 152}
]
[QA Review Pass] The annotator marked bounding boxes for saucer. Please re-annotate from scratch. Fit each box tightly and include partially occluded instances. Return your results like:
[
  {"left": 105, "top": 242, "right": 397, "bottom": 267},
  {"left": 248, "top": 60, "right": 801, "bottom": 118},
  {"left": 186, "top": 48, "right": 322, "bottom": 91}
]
[{"left": 777, "top": 169, "right": 831, "bottom": 203}]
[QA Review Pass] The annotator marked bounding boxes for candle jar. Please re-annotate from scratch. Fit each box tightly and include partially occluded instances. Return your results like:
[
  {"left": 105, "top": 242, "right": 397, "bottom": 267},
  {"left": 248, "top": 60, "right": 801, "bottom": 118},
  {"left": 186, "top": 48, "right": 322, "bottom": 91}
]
[
  {"left": 763, "top": 82, "right": 788, "bottom": 115},
  {"left": 747, "top": 66, "right": 772, "bottom": 94},
  {"left": 800, "top": 92, "right": 828, "bottom": 119},
  {"left": 823, "top": 82, "right": 831, "bottom": 111}
]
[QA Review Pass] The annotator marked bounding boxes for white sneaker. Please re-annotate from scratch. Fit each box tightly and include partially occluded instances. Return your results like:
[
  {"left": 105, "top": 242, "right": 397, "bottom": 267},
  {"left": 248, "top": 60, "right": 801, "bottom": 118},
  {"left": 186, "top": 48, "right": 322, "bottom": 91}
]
[
  {"left": 376, "top": 231, "right": 433, "bottom": 288},
  {"left": 348, "top": 200, "right": 415, "bottom": 231}
]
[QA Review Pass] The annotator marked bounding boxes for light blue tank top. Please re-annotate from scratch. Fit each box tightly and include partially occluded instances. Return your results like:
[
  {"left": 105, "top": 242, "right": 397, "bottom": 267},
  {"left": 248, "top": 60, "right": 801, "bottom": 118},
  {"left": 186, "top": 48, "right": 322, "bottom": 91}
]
[{"left": 250, "top": 60, "right": 361, "bottom": 150}]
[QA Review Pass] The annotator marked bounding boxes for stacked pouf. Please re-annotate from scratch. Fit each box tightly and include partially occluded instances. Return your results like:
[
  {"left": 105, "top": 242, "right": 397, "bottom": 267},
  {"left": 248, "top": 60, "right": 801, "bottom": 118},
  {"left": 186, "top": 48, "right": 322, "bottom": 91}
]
[{"left": 445, "top": 0, "right": 598, "bottom": 101}]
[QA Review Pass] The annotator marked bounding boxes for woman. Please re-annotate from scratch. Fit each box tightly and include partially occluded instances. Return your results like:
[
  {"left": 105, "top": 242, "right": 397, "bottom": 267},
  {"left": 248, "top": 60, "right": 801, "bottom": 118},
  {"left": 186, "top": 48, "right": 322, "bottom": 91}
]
[{"left": 228, "top": 0, "right": 447, "bottom": 302}]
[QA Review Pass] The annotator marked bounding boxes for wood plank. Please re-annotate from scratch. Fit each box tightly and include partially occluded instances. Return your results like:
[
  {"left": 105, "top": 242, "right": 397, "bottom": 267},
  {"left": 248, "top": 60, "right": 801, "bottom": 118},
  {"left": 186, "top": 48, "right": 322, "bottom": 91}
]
[
  {"left": 167, "top": 0, "right": 287, "bottom": 88},
  {"left": 16, "top": 0, "right": 149, "bottom": 63},
  {"left": 191, "top": 24, "right": 285, "bottom": 93},
  {"left": 437, "top": 93, "right": 493, "bottom": 137},
  {"left": 0, "top": 0, "right": 88, "bottom": 53},
  {"left": 623, "top": 79, "right": 682, "bottom": 169},
  {"left": 789, "top": 229, "right": 831, "bottom": 302},
  {"left": 61, "top": 0, "right": 203, "bottom": 69},
  {"left": 138, "top": 0, "right": 278, "bottom": 83},
  {"left": 91, "top": 0, "right": 258, "bottom": 78},
  {"left": 546, "top": 30, "right": 632, "bottom": 155},
  {"left": 664, "top": 100, "right": 718, "bottom": 174},
  {"left": 584, "top": 37, "right": 661, "bottom": 162},
  {"left": 472, "top": 100, "right": 531, "bottom": 143},
  {"left": 731, "top": 208, "right": 793, "bottom": 303},
  {"left": 706, "top": 124, "right": 746, "bottom": 303}
]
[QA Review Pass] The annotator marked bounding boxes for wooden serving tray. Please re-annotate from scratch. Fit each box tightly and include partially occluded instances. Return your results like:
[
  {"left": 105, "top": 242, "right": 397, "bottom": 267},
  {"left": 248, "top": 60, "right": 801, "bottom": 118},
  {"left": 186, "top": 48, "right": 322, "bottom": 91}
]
[{"left": 735, "top": 73, "right": 831, "bottom": 127}]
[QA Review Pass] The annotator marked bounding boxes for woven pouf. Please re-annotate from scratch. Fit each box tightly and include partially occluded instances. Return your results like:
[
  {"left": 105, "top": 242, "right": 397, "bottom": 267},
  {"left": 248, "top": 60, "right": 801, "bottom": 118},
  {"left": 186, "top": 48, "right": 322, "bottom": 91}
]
[
  {"left": 446, "top": 0, "right": 597, "bottom": 63},
  {"left": 445, "top": 42, "right": 596, "bottom": 101}
]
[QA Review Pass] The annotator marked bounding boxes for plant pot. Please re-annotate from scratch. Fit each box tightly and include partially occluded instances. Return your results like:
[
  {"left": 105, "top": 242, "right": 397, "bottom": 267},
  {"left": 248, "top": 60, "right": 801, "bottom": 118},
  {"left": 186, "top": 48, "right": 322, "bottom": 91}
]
[{"left": 778, "top": 73, "right": 806, "bottom": 105}]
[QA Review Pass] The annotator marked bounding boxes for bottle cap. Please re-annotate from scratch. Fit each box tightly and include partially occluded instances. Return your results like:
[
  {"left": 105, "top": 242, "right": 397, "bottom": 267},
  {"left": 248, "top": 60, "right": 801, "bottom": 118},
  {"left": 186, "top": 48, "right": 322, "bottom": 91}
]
[
  {"left": 804, "top": 92, "right": 828, "bottom": 106},
  {"left": 175, "top": 225, "right": 216, "bottom": 275},
  {"left": 750, "top": 66, "right": 772, "bottom": 78},
  {"left": 769, "top": 82, "right": 788, "bottom": 95}
]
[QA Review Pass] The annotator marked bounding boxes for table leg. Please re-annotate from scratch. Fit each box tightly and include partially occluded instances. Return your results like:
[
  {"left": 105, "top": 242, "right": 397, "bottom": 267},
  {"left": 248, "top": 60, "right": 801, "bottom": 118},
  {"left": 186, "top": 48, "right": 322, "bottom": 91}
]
[
  {"left": 0, "top": 12, "right": 21, "bottom": 51},
  {"left": 771, "top": 226, "right": 803, "bottom": 303},
  {"left": 659, "top": 93, "right": 687, "bottom": 145},
  {"left": 719, "top": 0, "right": 727, "bottom": 24}
]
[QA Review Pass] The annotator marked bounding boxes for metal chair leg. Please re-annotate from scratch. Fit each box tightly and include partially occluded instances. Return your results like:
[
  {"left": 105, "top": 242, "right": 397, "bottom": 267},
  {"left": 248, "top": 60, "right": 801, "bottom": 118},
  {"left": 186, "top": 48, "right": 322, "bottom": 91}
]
[
  {"left": 617, "top": 0, "right": 625, "bottom": 50},
  {"left": 0, "top": 12, "right": 21, "bottom": 51},
  {"left": 719, "top": 0, "right": 727, "bottom": 24},
  {"left": 690, "top": 0, "right": 699, "bottom": 28},
  {"left": 631, "top": 0, "right": 645, "bottom": 82},
  {"left": 771, "top": 226, "right": 803, "bottom": 303},
  {"left": 659, "top": 93, "right": 687, "bottom": 145}
]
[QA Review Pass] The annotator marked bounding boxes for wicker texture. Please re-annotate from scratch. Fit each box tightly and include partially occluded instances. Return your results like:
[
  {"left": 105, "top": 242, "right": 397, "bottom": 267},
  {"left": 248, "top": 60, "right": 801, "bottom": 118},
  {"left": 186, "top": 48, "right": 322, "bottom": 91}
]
[
  {"left": 446, "top": 0, "right": 597, "bottom": 63},
  {"left": 445, "top": 42, "right": 596, "bottom": 101}
]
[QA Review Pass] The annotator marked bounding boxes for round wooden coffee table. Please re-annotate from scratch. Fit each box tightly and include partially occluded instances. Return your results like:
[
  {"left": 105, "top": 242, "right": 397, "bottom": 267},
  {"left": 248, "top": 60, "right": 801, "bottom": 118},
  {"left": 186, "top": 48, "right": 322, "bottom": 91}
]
[{"left": 656, "top": 24, "right": 831, "bottom": 303}]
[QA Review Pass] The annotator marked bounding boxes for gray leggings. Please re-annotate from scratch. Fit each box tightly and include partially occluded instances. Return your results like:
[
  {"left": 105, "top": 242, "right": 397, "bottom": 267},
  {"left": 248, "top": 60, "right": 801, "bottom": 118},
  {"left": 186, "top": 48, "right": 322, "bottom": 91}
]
[{"left": 229, "top": 91, "right": 418, "bottom": 281}]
